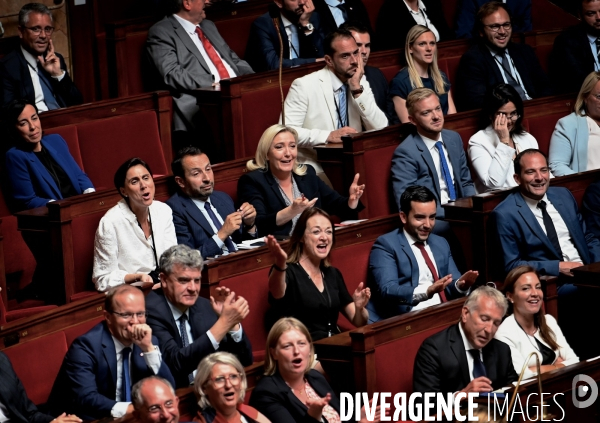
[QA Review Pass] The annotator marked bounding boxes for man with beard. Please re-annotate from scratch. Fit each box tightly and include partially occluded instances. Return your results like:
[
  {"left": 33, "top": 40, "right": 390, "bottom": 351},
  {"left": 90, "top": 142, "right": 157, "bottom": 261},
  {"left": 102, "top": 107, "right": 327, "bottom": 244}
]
[
  {"left": 550, "top": 0, "right": 600, "bottom": 94},
  {"left": 167, "top": 147, "right": 257, "bottom": 259},
  {"left": 455, "top": 1, "right": 552, "bottom": 111},
  {"left": 282, "top": 28, "right": 387, "bottom": 174},
  {"left": 245, "top": 0, "right": 325, "bottom": 72}
]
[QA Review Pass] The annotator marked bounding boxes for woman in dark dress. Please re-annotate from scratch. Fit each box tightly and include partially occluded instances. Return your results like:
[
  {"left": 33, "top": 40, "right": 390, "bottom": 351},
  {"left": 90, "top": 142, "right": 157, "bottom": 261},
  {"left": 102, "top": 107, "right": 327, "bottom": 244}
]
[{"left": 265, "top": 207, "right": 370, "bottom": 341}]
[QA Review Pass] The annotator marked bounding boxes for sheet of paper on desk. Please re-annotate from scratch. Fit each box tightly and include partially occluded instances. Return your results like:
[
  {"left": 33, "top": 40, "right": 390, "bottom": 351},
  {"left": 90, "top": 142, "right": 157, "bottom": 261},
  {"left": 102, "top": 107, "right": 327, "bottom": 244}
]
[
  {"left": 587, "top": 355, "right": 600, "bottom": 362},
  {"left": 334, "top": 219, "right": 367, "bottom": 229},
  {"left": 237, "top": 239, "right": 266, "bottom": 249}
]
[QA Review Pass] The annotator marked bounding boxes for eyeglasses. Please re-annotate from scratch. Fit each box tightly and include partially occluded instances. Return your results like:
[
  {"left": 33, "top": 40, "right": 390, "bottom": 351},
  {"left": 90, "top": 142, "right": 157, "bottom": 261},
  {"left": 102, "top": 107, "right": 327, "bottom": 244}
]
[
  {"left": 496, "top": 111, "right": 520, "bottom": 120},
  {"left": 484, "top": 22, "right": 512, "bottom": 32},
  {"left": 209, "top": 373, "right": 242, "bottom": 388},
  {"left": 147, "top": 400, "right": 177, "bottom": 414},
  {"left": 109, "top": 311, "right": 147, "bottom": 320},
  {"left": 24, "top": 26, "right": 54, "bottom": 35},
  {"left": 589, "top": 93, "right": 600, "bottom": 101}
]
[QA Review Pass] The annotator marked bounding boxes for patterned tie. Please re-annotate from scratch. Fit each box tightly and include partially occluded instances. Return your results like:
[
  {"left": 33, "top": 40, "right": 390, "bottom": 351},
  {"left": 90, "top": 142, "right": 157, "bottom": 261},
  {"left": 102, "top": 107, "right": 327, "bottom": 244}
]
[
  {"left": 538, "top": 200, "right": 564, "bottom": 261},
  {"left": 178, "top": 314, "right": 194, "bottom": 385},
  {"left": 195, "top": 26, "right": 230, "bottom": 80},
  {"left": 469, "top": 349, "right": 487, "bottom": 379},
  {"left": 287, "top": 24, "right": 299, "bottom": 59},
  {"left": 204, "top": 202, "right": 237, "bottom": 253},
  {"left": 337, "top": 84, "right": 347, "bottom": 128},
  {"left": 434, "top": 141, "right": 457, "bottom": 201},
  {"left": 498, "top": 51, "right": 527, "bottom": 100},
  {"left": 414, "top": 242, "right": 447, "bottom": 302},
  {"left": 336, "top": 3, "right": 348, "bottom": 21},
  {"left": 37, "top": 65, "right": 60, "bottom": 110},
  {"left": 596, "top": 37, "right": 600, "bottom": 66},
  {"left": 121, "top": 347, "right": 132, "bottom": 401}
]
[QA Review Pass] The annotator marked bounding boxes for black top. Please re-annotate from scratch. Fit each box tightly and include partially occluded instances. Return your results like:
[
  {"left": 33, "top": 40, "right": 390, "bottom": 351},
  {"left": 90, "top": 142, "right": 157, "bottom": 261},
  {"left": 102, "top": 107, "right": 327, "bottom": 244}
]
[
  {"left": 534, "top": 338, "right": 556, "bottom": 366},
  {"left": 269, "top": 263, "right": 353, "bottom": 341},
  {"left": 34, "top": 145, "right": 78, "bottom": 199}
]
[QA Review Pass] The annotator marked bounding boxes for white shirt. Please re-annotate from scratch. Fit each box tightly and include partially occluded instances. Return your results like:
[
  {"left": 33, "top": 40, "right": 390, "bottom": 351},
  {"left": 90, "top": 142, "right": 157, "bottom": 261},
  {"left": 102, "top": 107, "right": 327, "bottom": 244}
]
[
  {"left": 111, "top": 336, "right": 161, "bottom": 418},
  {"left": 280, "top": 14, "right": 300, "bottom": 59},
  {"left": 0, "top": 404, "right": 9, "bottom": 423},
  {"left": 20, "top": 46, "right": 65, "bottom": 113},
  {"left": 192, "top": 197, "right": 236, "bottom": 256},
  {"left": 521, "top": 193, "right": 583, "bottom": 263},
  {"left": 172, "top": 14, "right": 237, "bottom": 83},
  {"left": 324, "top": 0, "right": 346, "bottom": 27},
  {"left": 587, "top": 33, "right": 600, "bottom": 72},
  {"left": 404, "top": 229, "right": 442, "bottom": 310},
  {"left": 586, "top": 116, "right": 600, "bottom": 171},
  {"left": 402, "top": 0, "right": 439, "bottom": 41},
  {"left": 458, "top": 322, "right": 480, "bottom": 381},
  {"left": 421, "top": 134, "right": 455, "bottom": 204},
  {"left": 489, "top": 47, "right": 531, "bottom": 100}
]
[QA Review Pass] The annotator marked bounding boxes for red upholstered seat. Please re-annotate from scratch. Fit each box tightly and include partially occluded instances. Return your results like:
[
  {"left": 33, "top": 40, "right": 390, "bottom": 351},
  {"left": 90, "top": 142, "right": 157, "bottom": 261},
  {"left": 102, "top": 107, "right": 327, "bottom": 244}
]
[
  {"left": 214, "top": 18, "right": 255, "bottom": 58},
  {"left": 523, "top": 112, "right": 567, "bottom": 156},
  {"left": 380, "top": 65, "right": 403, "bottom": 84},
  {"left": 44, "top": 125, "right": 84, "bottom": 170},
  {"left": 363, "top": 145, "right": 398, "bottom": 217},
  {"left": 0, "top": 296, "right": 57, "bottom": 324},
  {"left": 3, "top": 331, "right": 69, "bottom": 405},
  {"left": 444, "top": 57, "right": 462, "bottom": 88},
  {"left": 64, "top": 316, "right": 105, "bottom": 346}
]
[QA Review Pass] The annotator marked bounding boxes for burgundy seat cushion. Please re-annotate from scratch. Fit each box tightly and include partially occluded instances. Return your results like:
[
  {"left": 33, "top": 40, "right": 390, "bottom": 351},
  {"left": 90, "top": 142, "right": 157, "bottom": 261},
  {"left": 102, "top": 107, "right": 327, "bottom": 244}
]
[
  {"left": 71, "top": 211, "right": 109, "bottom": 295},
  {"left": 44, "top": 125, "right": 84, "bottom": 170},
  {"left": 363, "top": 145, "right": 397, "bottom": 218},
  {"left": 64, "top": 316, "right": 105, "bottom": 346},
  {"left": 524, "top": 112, "right": 569, "bottom": 155}
]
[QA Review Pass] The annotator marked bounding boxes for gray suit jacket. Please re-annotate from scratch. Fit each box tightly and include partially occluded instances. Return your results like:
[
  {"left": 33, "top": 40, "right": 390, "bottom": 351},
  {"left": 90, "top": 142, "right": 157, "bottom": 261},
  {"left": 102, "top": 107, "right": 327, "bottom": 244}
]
[{"left": 146, "top": 15, "right": 254, "bottom": 131}]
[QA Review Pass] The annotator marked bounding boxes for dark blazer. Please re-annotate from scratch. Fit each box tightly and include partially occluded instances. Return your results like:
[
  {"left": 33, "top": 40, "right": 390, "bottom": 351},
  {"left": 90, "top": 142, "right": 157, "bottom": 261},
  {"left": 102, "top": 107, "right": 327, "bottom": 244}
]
[
  {"left": 367, "top": 229, "right": 462, "bottom": 322},
  {"left": 237, "top": 165, "right": 363, "bottom": 236},
  {"left": 490, "top": 187, "right": 600, "bottom": 277},
  {"left": 455, "top": 0, "right": 531, "bottom": 39},
  {"left": 0, "top": 352, "right": 52, "bottom": 423},
  {"left": 391, "top": 129, "right": 475, "bottom": 218},
  {"left": 4, "top": 134, "right": 94, "bottom": 211},
  {"left": 312, "top": 0, "right": 373, "bottom": 40},
  {"left": 245, "top": 8, "right": 324, "bottom": 72},
  {"left": 0, "top": 48, "right": 83, "bottom": 108},
  {"left": 47, "top": 322, "right": 175, "bottom": 420},
  {"left": 550, "top": 24, "right": 596, "bottom": 94},
  {"left": 455, "top": 42, "right": 552, "bottom": 111},
  {"left": 583, "top": 180, "right": 600, "bottom": 241},
  {"left": 376, "top": 0, "right": 454, "bottom": 51},
  {"left": 145, "top": 289, "right": 252, "bottom": 389},
  {"left": 249, "top": 369, "right": 340, "bottom": 423},
  {"left": 166, "top": 190, "right": 254, "bottom": 259},
  {"left": 413, "top": 324, "right": 518, "bottom": 394},
  {"left": 364, "top": 65, "right": 392, "bottom": 124}
]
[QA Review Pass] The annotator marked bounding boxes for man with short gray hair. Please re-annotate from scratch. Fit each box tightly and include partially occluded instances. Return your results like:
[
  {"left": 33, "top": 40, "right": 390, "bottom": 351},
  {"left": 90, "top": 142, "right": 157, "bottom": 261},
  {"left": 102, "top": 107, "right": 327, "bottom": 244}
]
[
  {"left": 413, "top": 286, "right": 518, "bottom": 395},
  {"left": 0, "top": 3, "right": 82, "bottom": 109},
  {"left": 145, "top": 245, "right": 252, "bottom": 389},
  {"left": 132, "top": 376, "right": 179, "bottom": 423}
]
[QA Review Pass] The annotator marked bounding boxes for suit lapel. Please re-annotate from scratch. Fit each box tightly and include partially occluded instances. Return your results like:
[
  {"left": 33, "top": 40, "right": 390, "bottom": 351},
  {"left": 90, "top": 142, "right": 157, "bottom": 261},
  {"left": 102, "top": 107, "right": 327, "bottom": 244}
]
[
  {"left": 16, "top": 49, "right": 36, "bottom": 101},
  {"left": 449, "top": 324, "right": 471, "bottom": 387},
  {"left": 428, "top": 236, "right": 447, "bottom": 276},
  {"left": 101, "top": 324, "right": 118, "bottom": 390},
  {"left": 483, "top": 342, "right": 498, "bottom": 386},
  {"left": 514, "top": 193, "right": 560, "bottom": 258},
  {"left": 397, "top": 231, "right": 420, "bottom": 287},
  {"left": 45, "top": 139, "right": 80, "bottom": 194},
  {"left": 317, "top": 68, "right": 338, "bottom": 128},
  {"left": 170, "top": 16, "right": 211, "bottom": 74},
  {"left": 444, "top": 133, "right": 463, "bottom": 196},
  {"left": 265, "top": 171, "right": 289, "bottom": 209},
  {"left": 180, "top": 194, "right": 216, "bottom": 236},
  {"left": 548, "top": 189, "right": 588, "bottom": 262},
  {"left": 28, "top": 148, "right": 62, "bottom": 199},
  {"left": 481, "top": 43, "right": 503, "bottom": 83},
  {"left": 414, "top": 134, "right": 442, "bottom": 196}
]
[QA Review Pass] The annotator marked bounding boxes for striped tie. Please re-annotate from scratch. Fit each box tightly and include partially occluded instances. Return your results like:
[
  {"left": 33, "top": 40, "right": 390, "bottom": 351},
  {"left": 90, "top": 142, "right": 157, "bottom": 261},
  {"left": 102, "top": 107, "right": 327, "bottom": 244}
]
[{"left": 337, "top": 85, "right": 347, "bottom": 128}]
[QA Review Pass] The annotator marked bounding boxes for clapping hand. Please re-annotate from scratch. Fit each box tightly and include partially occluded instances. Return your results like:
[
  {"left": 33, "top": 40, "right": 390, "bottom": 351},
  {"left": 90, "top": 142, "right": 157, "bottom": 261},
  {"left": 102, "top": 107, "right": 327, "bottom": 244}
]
[
  {"left": 353, "top": 282, "right": 371, "bottom": 310},
  {"left": 348, "top": 173, "right": 365, "bottom": 209},
  {"left": 306, "top": 393, "right": 331, "bottom": 421}
]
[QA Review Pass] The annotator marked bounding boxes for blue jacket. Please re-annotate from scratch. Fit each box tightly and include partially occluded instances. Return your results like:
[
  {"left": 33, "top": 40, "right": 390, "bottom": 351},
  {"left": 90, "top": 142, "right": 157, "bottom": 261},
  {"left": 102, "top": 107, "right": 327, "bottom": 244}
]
[
  {"left": 366, "top": 229, "right": 462, "bottom": 321},
  {"left": 549, "top": 112, "right": 589, "bottom": 177},
  {"left": 490, "top": 187, "right": 600, "bottom": 277},
  {"left": 5, "top": 133, "right": 94, "bottom": 210},
  {"left": 391, "top": 129, "right": 475, "bottom": 218},
  {"left": 47, "top": 322, "right": 175, "bottom": 420},
  {"left": 455, "top": 0, "right": 531, "bottom": 39}
]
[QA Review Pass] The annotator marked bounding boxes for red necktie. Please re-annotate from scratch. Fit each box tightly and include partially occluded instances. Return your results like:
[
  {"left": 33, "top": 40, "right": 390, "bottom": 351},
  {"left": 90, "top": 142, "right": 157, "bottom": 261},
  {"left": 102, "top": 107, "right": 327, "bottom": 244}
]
[
  {"left": 415, "top": 242, "right": 447, "bottom": 302},
  {"left": 195, "top": 26, "right": 230, "bottom": 80}
]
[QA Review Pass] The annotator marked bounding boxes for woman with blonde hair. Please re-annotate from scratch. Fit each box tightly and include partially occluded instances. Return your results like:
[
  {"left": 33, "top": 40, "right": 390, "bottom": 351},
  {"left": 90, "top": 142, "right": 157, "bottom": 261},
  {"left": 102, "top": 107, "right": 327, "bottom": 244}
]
[
  {"left": 193, "top": 352, "right": 271, "bottom": 423},
  {"left": 549, "top": 71, "right": 600, "bottom": 176},
  {"left": 238, "top": 124, "right": 364, "bottom": 237},
  {"left": 390, "top": 25, "right": 456, "bottom": 123}
]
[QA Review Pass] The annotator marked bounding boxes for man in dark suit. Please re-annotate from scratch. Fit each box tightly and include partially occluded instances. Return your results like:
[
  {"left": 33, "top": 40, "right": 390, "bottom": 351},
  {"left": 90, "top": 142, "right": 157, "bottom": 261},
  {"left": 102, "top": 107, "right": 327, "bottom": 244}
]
[
  {"left": 550, "top": 0, "right": 600, "bottom": 94},
  {"left": 413, "top": 286, "right": 518, "bottom": 394},
  {"left": 0, "top": 352, "right": 82, "bottom": 423},
  {"left": 146, "top": 244, "right": 252, "bottom": 389},
  {"left": 47, "top": 285, "right": 175, "bottom": 421},
  {"left": 246, "top": 0, "right": 324, "bottom": 72},
  {"left": 145, "top": 0, "right": 254, "bottom": 146},
  {"left": 367, "top": 186, "right": 478, "bottom": 322},
  {"left": 0, "top": 3, "right": 82, "bottom": 110},
  {"left": 455, "top": 0, "right": 531, "bottom": 39},
  {"left": 455, "top": 1, "right": 552, "bottom": 111},
  {"left": 312, "top": 0, "right": 372, "bottom": 41},
  {"left": 167, "top": 147, "right": 257, "bottom": 259},
  {"left": 491, "top": 149, "right": 600, "bottom": 278}
]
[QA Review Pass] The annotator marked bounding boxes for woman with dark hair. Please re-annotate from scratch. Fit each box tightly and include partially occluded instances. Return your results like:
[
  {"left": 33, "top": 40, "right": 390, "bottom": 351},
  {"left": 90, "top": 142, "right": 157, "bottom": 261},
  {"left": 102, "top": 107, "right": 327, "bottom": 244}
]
[
  {"left": 468, "top": 83, "right": 539, "bottom": 193},
  {"left": 3, "top": 99, "right": 94, "bottom": 210},
  {"left": 265, "top": 207, "right": 370, "bottom": 341},
  {"left": 495, "top": 265, "right": 578, "bottom": 378},
  {"left": 92, "top": 157, "right": 177, "bottom": 292}
]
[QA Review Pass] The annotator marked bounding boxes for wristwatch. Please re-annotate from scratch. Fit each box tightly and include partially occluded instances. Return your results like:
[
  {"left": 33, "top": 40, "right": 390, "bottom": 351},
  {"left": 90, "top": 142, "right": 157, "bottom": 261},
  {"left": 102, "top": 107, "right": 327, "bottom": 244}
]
[
  {"left": 299, "top": 23, "right": 314, "bottom": 32},
  {"left": 351, "top": 85, "right": 364, "bottom": 96}
]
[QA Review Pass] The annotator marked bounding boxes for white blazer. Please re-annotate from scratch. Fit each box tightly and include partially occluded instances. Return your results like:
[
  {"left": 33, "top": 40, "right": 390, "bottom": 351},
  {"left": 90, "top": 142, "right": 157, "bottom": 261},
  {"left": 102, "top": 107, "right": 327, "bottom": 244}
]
[
  {"left": 468, "top": 125, "right": 539, "bottom": 193},
  {"left": 495, "top": 314, "right": 579, "bottom": 379},
  {"left": 282, "top": 67, "right": 388, "bottom": 171}
]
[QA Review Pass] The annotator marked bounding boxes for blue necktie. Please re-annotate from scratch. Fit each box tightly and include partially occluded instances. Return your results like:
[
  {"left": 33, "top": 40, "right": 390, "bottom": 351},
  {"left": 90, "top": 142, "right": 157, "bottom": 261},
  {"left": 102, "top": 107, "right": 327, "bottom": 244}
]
[
  {"left": 204, "top": 202, "right": 237, "bottom": 253},
  {"left": 37, "top": 65, "right": 61, "bottom": 110},
  {"left": 435, "top": 141, "right": 456, "bottom": 201},
  {"left": 178, "top": 314, "right": 194, "bottom": 385},
  {"left": 469, "top": 349, "right": 487, "bottom": 379},
  {"left": 121, "top": 347, "right": 132, "bottom": 402},
  {"left": 337, "top": 85, "right": 347, "bottom": 128},
  {"left": 336, "top": 3, "right": 348, "bottom": 21},
  {"left": 288, "top": 24, "right": 299, "bottom": 59}
]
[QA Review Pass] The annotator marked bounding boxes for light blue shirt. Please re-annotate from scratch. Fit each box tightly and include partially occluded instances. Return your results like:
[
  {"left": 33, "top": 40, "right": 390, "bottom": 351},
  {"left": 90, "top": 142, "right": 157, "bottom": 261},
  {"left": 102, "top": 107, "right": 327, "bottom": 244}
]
[
  {"left": 587, "top": 33, "right": 600, "bottom": 71},
  {"left": 191, "top": 197, "right": 235, "bottom": 255},
  {"left": 324, "top": 0, "right": 346, "bottom": 27}
]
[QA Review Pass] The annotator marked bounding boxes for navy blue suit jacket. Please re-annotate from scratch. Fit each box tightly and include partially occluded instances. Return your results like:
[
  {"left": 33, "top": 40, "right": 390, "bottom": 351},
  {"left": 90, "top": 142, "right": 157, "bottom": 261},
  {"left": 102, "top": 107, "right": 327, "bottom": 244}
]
[
  {"left": 0, "top": 352, "right": 52, "bottom": 423},
  {"left": 166, "top": 191, "right": 253, "bottom": 259},
  {"left": 455, "top": 0, "right": 531, "bottom": 39},
  {"left": 312, "top": 0, "right": 373, "bottom": 41},
  {"left": 4, "top": 134, "right": 94, "bottom": 211},
  {"left": 491, "top": 187, "right": 600, "bottom": 277},
  {"left": 391, "top": 129, "right": 475, "bottom": 218},
  {"left": 366, "top": 229, "right": 462, "bottom": 322},
  {"left": 245, "top": 9, "right": 324, "bottom": 72},
  {"left": 550, "top": 24, "right": 596, "bottom": 94},
  {"left": 0, "top": 48, "right": 83, "bottom": 108},
  {"left": 145, "top": 289, "right": 253, "bottom": 389},
  {"left": 47, "top": 322, "right": 175, "bottom": 420}
]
